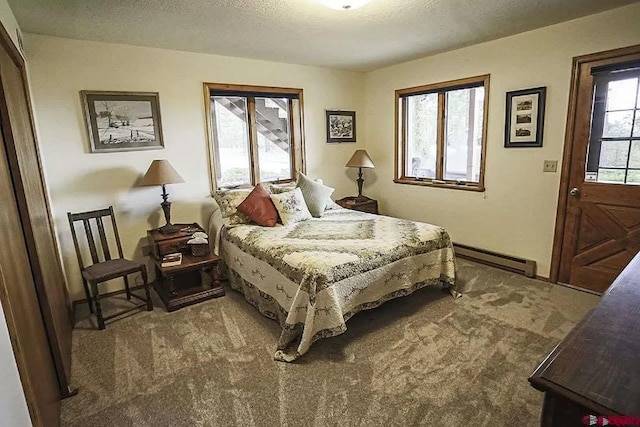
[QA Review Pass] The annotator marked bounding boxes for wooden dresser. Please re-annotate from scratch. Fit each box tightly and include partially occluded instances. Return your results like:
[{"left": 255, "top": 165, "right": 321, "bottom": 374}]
[{"left": 528, "top": 253, "right": 640, "bottom": 426}]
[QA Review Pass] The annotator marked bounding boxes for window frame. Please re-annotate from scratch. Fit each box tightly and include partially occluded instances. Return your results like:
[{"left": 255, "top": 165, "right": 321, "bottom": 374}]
[
  {"left": 394, "top": 74, "right": 490, "bottom": 192},
  {"left": 585, "top": 67, "right": 640, "bottom": 184},
  {"left": 203, "top": 82, "right": 306, "bottom": 192}
]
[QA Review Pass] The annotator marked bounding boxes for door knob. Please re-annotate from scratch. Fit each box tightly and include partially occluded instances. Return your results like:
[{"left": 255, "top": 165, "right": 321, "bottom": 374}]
[{"left": 569, "top": 187, "right": 580, "bottom": 197}]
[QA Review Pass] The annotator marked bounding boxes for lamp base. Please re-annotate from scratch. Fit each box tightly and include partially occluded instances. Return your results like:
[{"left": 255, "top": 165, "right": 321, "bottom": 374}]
[{"left": 159, "top": 223, "right": 179, "bottom": 234}]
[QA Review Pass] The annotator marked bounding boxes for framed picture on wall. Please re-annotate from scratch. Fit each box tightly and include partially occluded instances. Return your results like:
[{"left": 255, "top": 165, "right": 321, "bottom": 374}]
[
  {"left": 81, "top": 90, "right": 165, "bottom": 153},
  {"left": 326, "top": 110, "right": 356, "bottom": 143},
  {"left": 504, "top": 86, "right": 546, "bottom": 148}
]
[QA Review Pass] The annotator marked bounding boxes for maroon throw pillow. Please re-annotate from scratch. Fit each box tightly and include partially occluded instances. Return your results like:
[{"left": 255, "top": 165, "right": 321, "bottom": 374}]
[{"left": 237, "top": 184, "right": 278, "bottom": 227}]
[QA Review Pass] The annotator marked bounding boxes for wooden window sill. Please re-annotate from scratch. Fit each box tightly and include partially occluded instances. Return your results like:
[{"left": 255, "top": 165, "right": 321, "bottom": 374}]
[{"left": 393, "top": 178, "right": 485, "bottom": 192}]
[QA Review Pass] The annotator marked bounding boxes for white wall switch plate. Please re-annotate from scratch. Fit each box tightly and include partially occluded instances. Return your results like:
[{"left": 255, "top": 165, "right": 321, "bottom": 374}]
[{"left": 543, "top": 160, "right": 558, "bottom": 173}]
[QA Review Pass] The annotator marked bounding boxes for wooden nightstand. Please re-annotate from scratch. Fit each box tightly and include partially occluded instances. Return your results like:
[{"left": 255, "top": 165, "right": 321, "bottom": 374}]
[
  {"left": 336, "top": 196, "right": 379, "bottom": 214},
  {"left": 147, "top": 224, "right": 225, "bottom": 312}
]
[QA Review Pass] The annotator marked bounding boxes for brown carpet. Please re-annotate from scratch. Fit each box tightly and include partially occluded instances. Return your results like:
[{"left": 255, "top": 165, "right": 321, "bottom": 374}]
[{"left": 61, "top": 258, "right": 598, "bottom": 426}]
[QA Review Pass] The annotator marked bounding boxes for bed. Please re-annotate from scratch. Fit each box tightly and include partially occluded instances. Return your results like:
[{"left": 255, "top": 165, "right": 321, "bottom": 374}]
[{"left": 209, "top": 206, "right": 459, "bottom": 362}]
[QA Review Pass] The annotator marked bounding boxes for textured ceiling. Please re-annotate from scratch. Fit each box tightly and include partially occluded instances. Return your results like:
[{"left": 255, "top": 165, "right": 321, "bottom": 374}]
[{"left": 8, "top": 0, "right": 639, "bottom": 71}]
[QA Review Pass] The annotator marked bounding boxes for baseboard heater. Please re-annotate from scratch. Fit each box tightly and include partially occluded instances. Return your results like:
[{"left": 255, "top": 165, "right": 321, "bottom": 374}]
[{"left": 453, "top": 243, "right": 536, "bottom": 278}]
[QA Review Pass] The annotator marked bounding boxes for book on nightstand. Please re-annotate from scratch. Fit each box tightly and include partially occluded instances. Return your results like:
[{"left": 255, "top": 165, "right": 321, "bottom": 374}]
[{"left": 161, "top": 252, "right": 182, "bottom": 268}]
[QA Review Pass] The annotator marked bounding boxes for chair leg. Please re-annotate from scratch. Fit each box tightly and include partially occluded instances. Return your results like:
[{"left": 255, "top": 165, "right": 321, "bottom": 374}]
[
  {"left": 123, "top": 275, "right": 132, "bottom": 300},
  {"left": 82, "top": 278, "right": 94, "bottom": 314},
  {"left": 90, "top": 282, "right": 105, "bottom": 330},
  {"left": 141, "top": 266, "right": 153, "bottom": 311}
]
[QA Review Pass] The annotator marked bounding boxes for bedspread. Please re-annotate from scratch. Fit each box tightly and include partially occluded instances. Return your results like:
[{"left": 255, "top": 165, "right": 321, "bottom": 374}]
[{"left": 219, "top": 209, "right": 457, "bottom": 361}]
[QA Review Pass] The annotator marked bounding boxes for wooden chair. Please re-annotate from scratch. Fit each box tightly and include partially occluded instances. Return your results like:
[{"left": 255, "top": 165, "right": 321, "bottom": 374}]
[{"left": 67, "top": 206, "right": 152, "bottom": 329}]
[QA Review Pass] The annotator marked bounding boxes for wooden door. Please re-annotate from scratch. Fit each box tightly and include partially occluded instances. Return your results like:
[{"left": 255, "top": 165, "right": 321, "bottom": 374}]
[
  {"left": 0, "top": 103, "right": 61, "bottom": 425},
  {"left": 554, "top": 45, "right": 640, "bottom": 293},
  {"left": 0, "top": 26, "right": 73, "bottom": 393}
]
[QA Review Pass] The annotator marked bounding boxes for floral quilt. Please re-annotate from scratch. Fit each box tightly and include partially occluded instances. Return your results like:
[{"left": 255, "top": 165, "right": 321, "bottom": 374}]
[{"left": 219, "top": 209, "right": 458, "bottom": 362}]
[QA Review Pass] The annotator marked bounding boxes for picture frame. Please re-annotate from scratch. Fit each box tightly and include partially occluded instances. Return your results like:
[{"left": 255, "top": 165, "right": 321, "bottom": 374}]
[
  {"left": 81, "top": 90, "right": 165, "bottom": 153},
  {"left": 504, "top": 86, "right": 546, "bottom": 148},
  {"left": 326, "top": 110, "right": 356, "bottom": 143}
]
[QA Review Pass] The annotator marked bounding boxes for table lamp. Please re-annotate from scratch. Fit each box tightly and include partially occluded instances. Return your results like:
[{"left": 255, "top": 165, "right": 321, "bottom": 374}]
[
  {"left": 140, "top": 159, "right": 185, "bottom": 234},
  {"left": 345, "top": 149, "right": 375, "bottom": 201}
]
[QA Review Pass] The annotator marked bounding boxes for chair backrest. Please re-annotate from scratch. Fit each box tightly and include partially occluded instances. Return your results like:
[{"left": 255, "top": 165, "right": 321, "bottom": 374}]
[{"left": 67, "top": 206, "right": 125, "bottom": 270}]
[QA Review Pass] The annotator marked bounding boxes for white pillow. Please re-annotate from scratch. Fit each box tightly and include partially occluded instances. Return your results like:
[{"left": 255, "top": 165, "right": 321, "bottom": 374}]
[
  {"left": 268, "top": 182, "right": 297, "bottom": 194},
  {"left": 312, "top": 178, "right": 343, "bottom": 210},
  {"left": 296, "top": 172, "right": 334, "bottom": 217},
  {"left": 269, "top": 187, "right": 312, "bottom": 225},
  {"left": 325, "top": 199, "right": 342, "bottom": 210},
  {"left": 269, "top": 177, "right": 340, "bottom": 211}
]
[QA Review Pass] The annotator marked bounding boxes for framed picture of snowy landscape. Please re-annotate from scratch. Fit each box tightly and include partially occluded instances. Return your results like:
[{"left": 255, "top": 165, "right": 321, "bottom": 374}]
[{"left": 81, "top": 91, "right": 164, "bottom": 153}]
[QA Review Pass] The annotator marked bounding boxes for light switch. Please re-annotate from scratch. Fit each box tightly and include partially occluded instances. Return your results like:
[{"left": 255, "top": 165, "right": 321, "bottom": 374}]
[{"left": 543, "top": 160, "right": 558, "bottom": 173}]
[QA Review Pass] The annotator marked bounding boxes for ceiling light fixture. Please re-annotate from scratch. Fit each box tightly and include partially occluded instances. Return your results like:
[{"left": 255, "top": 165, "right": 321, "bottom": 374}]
[{"left": 319, "top": 0, "right": 371, "bottom": 10}]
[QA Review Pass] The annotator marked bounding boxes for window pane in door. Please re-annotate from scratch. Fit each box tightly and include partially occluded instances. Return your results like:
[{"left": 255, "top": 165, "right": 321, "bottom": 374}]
[
  {"left": 255, "top": 98, "right": 292, "bottom": 182},
  {"left": 629, "top": 141, "right": 640, "bottom": 168},
  {"left": 603, "top": 111, "right": 634, "bottom": 138},
  {"left": 598, "top": 168, "right": 625, "bottom": 183},
  {"left": 212, "top": 96, "right": 251, "bottom": 187},
  {"left": 626, "top": 170, "right": 640, "bottom": 184},
  {"left": 406, "top": 94, "right": 437, "bottom": 178},
  {"left": 633, "top": 114, "right": 640, "bottom": 137},
  {"left": 599, "top": 140, "right": 629, "bottom": 168},
  {"left": 606, "top": 78, "right": 637, "bottom": 111},
  {"left": 444, "top": 86, "right": 484, "bottom": 182}
]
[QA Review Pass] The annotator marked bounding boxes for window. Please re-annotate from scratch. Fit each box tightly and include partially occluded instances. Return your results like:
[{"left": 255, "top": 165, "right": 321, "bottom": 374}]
[
  {"left": 585, "top": 67, "right": 640, "bottom": 184},
  {"left": 394, "top": 75, "right": 489, "bottom": 191},
  {"left": 204, "top": 83, "right": 305, "bottom": 190}
]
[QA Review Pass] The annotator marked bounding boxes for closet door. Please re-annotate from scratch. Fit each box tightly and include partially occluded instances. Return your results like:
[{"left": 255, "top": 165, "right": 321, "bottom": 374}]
[
  {"left": 0, "top": 30, "right": 73, "bottom": 391},
  {"left": 0, "top": 116, "right": 60, "bottom": 425}
]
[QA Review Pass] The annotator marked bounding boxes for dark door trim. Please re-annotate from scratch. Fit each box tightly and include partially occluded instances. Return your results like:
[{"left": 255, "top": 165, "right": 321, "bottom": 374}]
[{"left": 550, "top": 44, "right": 640, "bottom": 284}]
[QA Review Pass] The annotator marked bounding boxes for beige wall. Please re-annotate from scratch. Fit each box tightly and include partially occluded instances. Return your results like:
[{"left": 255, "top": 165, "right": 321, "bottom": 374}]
[
  {"left": 364, "top": 3, "right": 640, "bottom": 278},
  {"left": 0, "top": 0, "right": 22, "bottom": 58},
  {"left": 0, "top": 300, "right": 30, "bottom": 427},
  {"left": 26, "top": 34, "right": 365, "bottom": 300}
]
